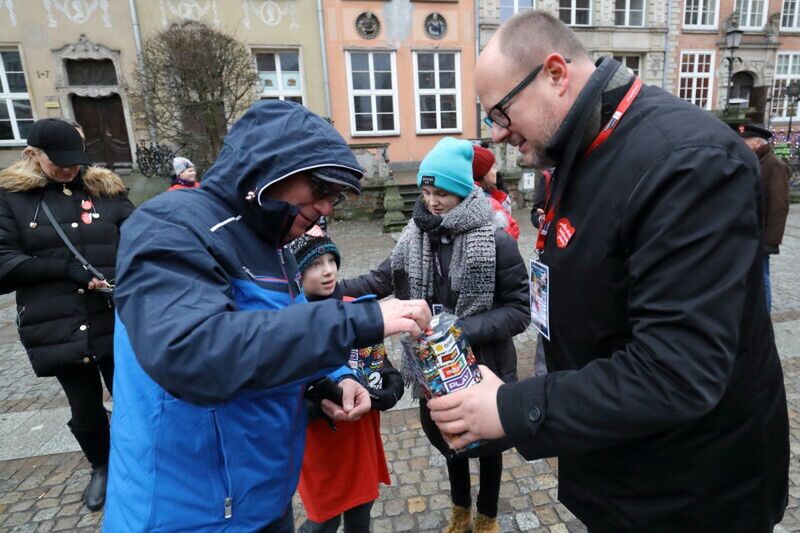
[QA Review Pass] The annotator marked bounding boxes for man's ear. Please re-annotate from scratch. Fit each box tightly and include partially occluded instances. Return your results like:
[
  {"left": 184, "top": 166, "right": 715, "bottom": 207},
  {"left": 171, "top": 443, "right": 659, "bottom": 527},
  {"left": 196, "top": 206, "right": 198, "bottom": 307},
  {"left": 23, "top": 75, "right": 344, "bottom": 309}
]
[{"left": 542, "top": 54, "right": 570, "bottom": 97}]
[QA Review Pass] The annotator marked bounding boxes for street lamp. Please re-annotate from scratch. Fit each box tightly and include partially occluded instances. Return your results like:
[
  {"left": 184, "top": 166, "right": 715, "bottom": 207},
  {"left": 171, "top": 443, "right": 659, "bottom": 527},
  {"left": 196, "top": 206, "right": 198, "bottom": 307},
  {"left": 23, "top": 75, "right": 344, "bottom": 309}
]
[
  {"left": 725, "top": 25, "right": 744, "bottom": 107},
  {"left": 785, "top": 81, "right": 800, "bottom": 139}
]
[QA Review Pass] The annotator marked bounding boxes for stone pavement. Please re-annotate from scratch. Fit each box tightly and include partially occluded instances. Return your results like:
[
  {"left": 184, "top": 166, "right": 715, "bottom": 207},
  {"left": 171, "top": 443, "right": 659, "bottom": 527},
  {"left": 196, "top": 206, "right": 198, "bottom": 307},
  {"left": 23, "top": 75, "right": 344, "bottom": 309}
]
[{"left": 1, "top": 207, "right": 800, "bottom": 532}]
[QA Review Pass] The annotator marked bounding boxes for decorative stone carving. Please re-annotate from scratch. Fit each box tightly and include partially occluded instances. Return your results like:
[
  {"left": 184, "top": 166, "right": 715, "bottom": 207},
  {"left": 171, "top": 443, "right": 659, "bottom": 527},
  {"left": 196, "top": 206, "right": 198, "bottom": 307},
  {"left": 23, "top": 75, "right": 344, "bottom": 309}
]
[
  {"left": 242, "top": 0, "right": 299, "bottom": 30},
  {"left": 765, "top": 12, "right": 780, "bottom": 44},
  {"left": 42, "top": 0, "right": 111, "bottom": 28},
  {"left": 355, "top": 12, "right": 380, "bottom": 40},
  {"left": 1, "top": 0, "right": 16, "bottom": 27},
  {"left": 159, "top": 0, "right": 220, "bottom": 28},
  {"left": 424, "top": 13, "right": 446, "bottom": 39}
]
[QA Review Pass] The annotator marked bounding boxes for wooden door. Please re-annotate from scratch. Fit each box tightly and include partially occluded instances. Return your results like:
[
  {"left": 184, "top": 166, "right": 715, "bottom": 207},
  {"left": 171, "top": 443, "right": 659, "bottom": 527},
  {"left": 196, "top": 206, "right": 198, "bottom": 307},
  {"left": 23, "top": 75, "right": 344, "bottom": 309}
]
[{"left": 71, "top": 94, "right": 132, "bottom": 170}]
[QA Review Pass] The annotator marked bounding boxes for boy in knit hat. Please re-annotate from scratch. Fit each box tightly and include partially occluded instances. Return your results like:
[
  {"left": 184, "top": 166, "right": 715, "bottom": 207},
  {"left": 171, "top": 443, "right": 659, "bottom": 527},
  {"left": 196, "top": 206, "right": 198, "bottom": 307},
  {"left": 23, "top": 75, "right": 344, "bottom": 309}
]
[
  {"left": 288, "top": 230, "right": 404, "bottom": 533},
  {"left": 169, "top": 156, "right": 199, "bottom": 191},
  {"left": 472, "top": 145, "right": 519, "bottom": 240}
]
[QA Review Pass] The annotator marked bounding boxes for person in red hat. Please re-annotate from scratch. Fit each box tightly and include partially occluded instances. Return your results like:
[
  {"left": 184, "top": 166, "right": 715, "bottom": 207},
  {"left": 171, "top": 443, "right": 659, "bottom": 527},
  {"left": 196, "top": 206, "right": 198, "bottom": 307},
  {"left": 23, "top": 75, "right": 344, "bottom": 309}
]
[{"left": 472, "top": 145, "right": 520, "bottom": 240}]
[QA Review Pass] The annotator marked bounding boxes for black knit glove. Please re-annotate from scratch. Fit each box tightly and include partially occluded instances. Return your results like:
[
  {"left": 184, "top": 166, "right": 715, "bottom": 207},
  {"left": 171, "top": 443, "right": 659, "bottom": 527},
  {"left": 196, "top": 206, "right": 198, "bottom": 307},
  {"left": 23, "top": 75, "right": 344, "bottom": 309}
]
[
  {"left": 65, "top": 260, "right": 94, "bottom": 286},
  {"left": 369, "top": 366, "right": 404, "bottom": 411}
]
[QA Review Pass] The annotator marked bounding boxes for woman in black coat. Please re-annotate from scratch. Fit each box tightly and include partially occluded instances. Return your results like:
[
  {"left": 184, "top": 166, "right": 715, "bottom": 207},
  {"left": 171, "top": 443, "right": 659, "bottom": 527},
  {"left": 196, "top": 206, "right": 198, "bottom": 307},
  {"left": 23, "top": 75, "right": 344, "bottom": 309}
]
[
  {"left": 0, "top": 119, "right": 134, "bottom": 511},
  {"left": 340, "top": 137, "right": 529, "bottom": 533}
]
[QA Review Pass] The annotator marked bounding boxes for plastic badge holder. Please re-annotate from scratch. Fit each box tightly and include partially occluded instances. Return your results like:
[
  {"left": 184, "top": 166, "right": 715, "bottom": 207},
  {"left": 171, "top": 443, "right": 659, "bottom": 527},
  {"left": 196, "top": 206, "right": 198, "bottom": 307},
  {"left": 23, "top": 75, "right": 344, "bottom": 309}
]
[{"left": 401, "top": 313, "right": 485, "bottom": 452}]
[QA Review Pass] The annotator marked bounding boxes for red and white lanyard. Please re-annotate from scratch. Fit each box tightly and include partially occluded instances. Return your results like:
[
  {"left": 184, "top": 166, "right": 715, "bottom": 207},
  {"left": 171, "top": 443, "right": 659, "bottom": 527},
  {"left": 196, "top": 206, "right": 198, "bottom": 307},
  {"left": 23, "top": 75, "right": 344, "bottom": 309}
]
[{"left": 535, "top": 77, "right": 643, "bottom": 254}]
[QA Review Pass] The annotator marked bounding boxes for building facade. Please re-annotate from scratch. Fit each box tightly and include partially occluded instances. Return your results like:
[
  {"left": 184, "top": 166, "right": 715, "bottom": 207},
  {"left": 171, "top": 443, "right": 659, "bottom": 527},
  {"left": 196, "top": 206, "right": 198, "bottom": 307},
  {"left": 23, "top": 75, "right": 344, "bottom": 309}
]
[
  {"left": 0, "top": 0, "right": 328, "bottom": 170},
  {"left": 322, "top": 0, "right": 478, "bottom": 166}
]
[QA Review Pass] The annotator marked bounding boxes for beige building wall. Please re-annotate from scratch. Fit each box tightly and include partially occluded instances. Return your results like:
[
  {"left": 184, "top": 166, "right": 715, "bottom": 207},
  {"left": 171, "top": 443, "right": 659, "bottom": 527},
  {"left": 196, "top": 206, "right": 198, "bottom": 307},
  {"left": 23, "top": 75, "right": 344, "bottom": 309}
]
[
  {"left": 0, "top": 0, "right": 139, "bottom": 168},
  {"left": 0, "top": 0, "right": 327, "bottom": 169}
]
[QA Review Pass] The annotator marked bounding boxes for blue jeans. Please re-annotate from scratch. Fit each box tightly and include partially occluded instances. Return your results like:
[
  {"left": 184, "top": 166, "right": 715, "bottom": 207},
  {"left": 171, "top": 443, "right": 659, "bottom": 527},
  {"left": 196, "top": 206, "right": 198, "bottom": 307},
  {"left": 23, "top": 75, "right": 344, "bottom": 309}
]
[{"left": 764, "top": 255, "right": 772, "bottom": 313}]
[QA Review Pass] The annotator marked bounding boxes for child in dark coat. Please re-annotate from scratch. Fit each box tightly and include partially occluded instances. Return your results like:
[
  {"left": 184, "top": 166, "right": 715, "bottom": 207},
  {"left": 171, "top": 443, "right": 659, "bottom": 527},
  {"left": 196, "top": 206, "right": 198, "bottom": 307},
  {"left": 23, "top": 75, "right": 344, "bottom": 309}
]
[{"left": 289, "top": 231, "right": 404, "bottom": 533}]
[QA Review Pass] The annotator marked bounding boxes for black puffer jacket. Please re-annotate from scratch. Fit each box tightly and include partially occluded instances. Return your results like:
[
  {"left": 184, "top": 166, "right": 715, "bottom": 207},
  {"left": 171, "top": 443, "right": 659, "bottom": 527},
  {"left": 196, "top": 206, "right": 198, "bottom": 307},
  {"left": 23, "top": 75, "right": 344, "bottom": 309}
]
[
  {"left": 340, "top": 225, "right": 529, "bottom": 456},
  {"left": 0, "top": 161, "right": 135, "bottom": 376}
]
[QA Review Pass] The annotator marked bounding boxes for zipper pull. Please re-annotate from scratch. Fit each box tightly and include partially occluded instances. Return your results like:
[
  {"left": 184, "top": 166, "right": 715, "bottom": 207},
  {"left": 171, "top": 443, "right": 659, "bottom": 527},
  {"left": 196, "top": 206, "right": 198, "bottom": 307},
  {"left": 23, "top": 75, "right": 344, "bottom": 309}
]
[
  {"left": 224, "top": 497, "right": 232, "bottom": 519},
  {"left": 242, "top": 265, "right": 257, "bottom": 280}
]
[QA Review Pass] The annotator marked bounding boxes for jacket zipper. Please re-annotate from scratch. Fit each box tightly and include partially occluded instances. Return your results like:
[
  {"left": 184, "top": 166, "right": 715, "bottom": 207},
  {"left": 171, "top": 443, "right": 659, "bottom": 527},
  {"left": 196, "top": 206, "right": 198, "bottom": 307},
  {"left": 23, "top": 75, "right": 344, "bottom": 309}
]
[
  {"left": 210, "top": 410, "right": 233, "bottom": 520},
  {"left": 282, "top": 388, "right": 305, "bottom": 506},
  {"left": 277, "top": 250, "right": 295, "bottom": 303}
]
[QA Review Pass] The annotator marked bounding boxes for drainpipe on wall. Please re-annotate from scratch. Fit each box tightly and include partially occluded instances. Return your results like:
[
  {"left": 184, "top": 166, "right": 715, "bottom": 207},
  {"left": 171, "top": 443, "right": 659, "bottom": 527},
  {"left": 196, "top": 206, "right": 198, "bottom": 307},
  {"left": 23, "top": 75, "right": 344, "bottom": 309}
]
[
  {"left": 316, "top": 0, "right": 332, "bottom": 119},
  {"left": 661, "top": 0, "right": 673, "bottom": 91},
  {"left": 128, "top": 0, "right": 158, "bottom": 143},
  {"left": 475, "top": 0, "right": 481, "bottom": 139}
]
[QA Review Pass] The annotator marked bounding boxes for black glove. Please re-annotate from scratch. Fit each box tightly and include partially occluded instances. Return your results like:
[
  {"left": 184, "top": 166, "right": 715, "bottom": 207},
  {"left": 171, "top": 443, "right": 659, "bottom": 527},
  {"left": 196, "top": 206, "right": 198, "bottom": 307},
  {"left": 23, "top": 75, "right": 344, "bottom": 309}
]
[
  {"left": 369, "top": 366, "right": 404, "bottom": 411},
  {"left": 65, "top": 260, "right": 94, "bottom": 286}
]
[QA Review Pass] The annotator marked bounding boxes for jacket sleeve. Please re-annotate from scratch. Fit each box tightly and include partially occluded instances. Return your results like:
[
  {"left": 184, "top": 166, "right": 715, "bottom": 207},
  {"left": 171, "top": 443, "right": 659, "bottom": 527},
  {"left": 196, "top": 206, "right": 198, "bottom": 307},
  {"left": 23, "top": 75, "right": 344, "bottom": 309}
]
[
  {"left": 339, "top": 255, "right": 395, "bottom": 298},
  {"left": 115, "top": 207, "right": 385, "bottom": 405},
  {"left": 497, "top": 146, "right": 761, "bottom": 459},
  {"left": 0, "top": 193, "right": 33, "bottom": 285},
  {"left": 460, "top": 230, "right": 530, "bottom": 345},
  {"left": 763, "top": 158, "right": 790, "bottom": 250}
]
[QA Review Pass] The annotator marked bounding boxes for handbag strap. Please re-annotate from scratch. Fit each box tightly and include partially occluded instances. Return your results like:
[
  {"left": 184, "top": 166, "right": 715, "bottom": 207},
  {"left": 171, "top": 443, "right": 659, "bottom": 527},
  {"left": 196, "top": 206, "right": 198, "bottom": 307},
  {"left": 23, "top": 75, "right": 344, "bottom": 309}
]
[{"left": 40, "top": 199, "right": 106, "bottom": 281}]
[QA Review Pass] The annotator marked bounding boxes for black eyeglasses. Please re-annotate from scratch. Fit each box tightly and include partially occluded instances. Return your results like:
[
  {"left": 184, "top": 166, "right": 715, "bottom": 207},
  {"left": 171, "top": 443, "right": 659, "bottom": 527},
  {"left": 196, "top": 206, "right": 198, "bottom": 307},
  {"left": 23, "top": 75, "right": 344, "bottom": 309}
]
[
  {"left": 483, "top": 58, "right": 571, "bottom": 129},
  {"left": 310, "top": 178, "right": 346, "bottom": 207}
]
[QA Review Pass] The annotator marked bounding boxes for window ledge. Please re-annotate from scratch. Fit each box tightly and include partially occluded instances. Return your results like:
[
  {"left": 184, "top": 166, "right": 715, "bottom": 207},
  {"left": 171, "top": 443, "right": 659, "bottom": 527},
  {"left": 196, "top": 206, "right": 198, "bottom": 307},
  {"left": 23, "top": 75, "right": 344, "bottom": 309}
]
[
  {"left": 351, "top": 131, "right": 401, "bottom": 137},
  {"left": 416, "top": 129, "right": 462, "bottom": 135}
]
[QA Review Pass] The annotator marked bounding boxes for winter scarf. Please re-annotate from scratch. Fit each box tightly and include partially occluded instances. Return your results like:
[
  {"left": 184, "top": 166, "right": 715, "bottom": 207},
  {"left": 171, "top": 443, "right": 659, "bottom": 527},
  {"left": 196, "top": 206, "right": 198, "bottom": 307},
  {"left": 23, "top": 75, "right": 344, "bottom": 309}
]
[{"left": 390, "top": 187, "right": 496, "bottom": 317}]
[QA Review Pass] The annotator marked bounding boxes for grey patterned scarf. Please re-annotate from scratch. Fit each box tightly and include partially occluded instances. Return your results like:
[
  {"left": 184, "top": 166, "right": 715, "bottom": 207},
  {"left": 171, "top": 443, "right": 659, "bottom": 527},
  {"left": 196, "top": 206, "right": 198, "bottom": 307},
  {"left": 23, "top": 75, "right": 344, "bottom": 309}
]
[{"left": 390, "top": 187, "right": 496, "bottom": 317}]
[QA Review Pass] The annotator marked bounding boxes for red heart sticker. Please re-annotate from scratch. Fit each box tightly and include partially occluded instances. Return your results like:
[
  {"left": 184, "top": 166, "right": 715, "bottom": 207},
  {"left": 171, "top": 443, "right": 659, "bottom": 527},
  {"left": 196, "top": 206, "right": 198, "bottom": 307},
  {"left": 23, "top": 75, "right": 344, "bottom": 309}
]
[
  {"left": 81, "top": 200, "right": 93, "bottom": 211},
  {"left": 556, "top": 218, "right": 575, "bottom": 248},
  {"left": 80, "top": 212, "right": 93, "bottom": 225}
]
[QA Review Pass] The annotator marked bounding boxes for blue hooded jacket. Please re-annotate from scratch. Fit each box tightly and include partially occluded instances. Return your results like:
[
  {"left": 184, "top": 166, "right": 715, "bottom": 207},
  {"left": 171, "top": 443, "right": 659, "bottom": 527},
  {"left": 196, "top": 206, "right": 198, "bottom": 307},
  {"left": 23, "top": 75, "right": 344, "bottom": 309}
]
[{"left": 104, "top": 101, "right": 384, "bottom": 531}]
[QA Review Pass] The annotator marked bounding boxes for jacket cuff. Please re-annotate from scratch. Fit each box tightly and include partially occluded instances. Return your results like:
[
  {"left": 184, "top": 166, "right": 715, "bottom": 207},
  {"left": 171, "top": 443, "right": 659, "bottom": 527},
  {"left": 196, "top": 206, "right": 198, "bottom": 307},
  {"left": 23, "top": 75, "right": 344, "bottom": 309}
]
[
  {"left": 348, "top": 299, "right": 384, "bottom": 349},
  {"left": 328, "top": 365, "right": 355, "bottom": 383},
  {"left": 497, "top": 377, "right": 546, "bottom": 460}
]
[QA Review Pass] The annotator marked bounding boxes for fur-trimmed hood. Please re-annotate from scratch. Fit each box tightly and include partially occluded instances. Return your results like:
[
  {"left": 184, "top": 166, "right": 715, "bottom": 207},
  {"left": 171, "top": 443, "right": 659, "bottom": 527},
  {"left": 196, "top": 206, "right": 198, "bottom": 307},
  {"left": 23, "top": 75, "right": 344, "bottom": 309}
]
[{"left": 0, "top": 160, "right": 127, "bottom": 197}]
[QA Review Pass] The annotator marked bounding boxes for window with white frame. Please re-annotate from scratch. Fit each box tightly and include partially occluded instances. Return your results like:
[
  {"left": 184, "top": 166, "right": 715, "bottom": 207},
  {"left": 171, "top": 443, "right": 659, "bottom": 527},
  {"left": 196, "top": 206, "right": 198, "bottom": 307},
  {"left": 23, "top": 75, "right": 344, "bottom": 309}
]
[
  {"left": 254, "top": 51, "right": 304, "bottom": 104},
  {"left": 614, "top": 0, "right": 644, "bottom": 26},
  {"left": 771, "top": 52, "right": 800, "bottom": 119},
  {"left": 0, "top": 50, "right": 33, "bottom": 144},
  {"left": 678, "top": 51, "right": 715, "bottom": 109},
  {"left": 413, "top": 52, "right": 461, "bottom": 134},
  {"left": 736, "top": 0, "right": 766, "bottom": 29},
  {"left": 683, "top": 0, "right": 718, "bottom": 29},
  {"left": 559, "top": 0, "right": 591, "bottom": 26},
  {"left": 499, "top": 0, "right": 534, "bottom": 22},
  {"left": 782, "top": 0, "right": 800, "bottom": 30},
  {"left": 346, "top": 51, "right": 398, "bottom": 135},
  {"left": 613, "top": 55, "right": 642, "bottom": 76}
]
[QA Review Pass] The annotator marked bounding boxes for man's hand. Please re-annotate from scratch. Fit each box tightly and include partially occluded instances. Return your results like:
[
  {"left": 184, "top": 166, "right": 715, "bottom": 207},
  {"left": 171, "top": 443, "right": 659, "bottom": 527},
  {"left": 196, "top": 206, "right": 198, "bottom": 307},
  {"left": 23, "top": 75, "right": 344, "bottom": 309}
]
[
  {"left": 428, "top": 365, "right": 506, "bottom": 449},
  {"left": 322, "top": 378, "right": 371, "bottom": 421},
  {"left": 88, "top": 277, "right": 111, "bottom": 291},
  {"left": 379, "top": 298, "right": 432, "bottom": 337}
]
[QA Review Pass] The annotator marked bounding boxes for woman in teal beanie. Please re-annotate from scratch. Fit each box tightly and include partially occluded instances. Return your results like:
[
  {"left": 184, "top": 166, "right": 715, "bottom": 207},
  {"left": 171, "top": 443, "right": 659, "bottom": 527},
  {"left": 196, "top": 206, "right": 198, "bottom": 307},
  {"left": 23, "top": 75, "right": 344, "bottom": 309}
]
[{"left": 340, "top": 137, "right": 530, "bottom": 533}]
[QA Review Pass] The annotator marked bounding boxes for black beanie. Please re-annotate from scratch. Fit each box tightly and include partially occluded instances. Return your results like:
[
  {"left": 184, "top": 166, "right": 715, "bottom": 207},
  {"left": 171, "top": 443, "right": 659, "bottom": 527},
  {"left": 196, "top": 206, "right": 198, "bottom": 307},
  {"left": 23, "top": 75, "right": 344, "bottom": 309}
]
[{"left": 287, "top": 234, "right": 341, "bottom": 274}]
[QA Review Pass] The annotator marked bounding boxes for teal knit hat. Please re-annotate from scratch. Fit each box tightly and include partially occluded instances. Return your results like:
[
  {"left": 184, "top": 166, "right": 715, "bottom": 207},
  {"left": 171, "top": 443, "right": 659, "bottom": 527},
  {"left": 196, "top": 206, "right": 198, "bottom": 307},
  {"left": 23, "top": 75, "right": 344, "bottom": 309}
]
[{"left": 417, "top": 137, "right": 475, "bottom": 198}]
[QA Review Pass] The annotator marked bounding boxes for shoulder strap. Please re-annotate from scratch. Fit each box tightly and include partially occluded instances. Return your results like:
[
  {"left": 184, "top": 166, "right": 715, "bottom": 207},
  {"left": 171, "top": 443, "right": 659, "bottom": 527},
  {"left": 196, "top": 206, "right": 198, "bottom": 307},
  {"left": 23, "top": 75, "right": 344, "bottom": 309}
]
[{"left": 40, "top": 200, "right": 106, "bottom": 281}]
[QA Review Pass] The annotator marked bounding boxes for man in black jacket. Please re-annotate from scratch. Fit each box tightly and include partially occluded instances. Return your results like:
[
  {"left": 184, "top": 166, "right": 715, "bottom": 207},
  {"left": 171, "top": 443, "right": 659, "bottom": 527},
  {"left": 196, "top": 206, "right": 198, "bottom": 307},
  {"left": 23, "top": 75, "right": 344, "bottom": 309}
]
[{"left": 429, "top": 11, "right": 789, "bottom": 532}]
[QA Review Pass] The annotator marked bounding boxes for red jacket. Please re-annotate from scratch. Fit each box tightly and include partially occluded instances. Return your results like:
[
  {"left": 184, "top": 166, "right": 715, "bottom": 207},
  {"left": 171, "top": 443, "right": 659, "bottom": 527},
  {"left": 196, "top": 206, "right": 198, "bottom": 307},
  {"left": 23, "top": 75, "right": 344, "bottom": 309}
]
[{"left": 485, "top": 189, "right": 519, "bottom": 240}]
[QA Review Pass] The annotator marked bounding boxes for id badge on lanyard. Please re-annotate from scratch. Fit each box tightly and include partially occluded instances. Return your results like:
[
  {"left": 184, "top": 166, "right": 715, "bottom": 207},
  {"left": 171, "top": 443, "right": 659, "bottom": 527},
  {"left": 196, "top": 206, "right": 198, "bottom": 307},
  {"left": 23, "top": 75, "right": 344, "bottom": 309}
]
[{"left": 530, "top": 258, "right": 550, "bottom": 340}]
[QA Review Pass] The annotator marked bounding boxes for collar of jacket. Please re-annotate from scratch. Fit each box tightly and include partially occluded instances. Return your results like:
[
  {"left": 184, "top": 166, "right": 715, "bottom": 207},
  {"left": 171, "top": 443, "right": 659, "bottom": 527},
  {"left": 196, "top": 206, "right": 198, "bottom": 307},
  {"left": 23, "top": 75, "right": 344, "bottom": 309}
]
[
  {"left": 0, "top": 162, "right": 126, "bottom": 197},
  {"left": 305, "top": 283, "right": 344, "bottom": 302},
  {"left": 240, "top": 193, "right": 298, "bottom": 247},
  {"left": 544, "top": 57, "right": 635, "bottom": 166},
  {"left": 755, "top": 143, "right": 774, "bottom": 160}
]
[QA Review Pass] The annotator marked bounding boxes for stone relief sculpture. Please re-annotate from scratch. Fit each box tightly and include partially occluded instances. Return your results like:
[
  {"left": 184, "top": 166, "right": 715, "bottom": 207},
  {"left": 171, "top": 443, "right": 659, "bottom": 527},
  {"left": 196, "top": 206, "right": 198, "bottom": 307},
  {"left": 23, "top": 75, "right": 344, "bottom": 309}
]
[
  {"left": 242, "top": 0, "right": 299, "bottom": 30},
  {"left": 1, "top": 0, "right": 16, "bottom": 27},
  {"left": 766, "top": 12, "right": 780, "bottom": 44},
  {"left": 159, "top": 0, "right": 220, "bottom": 28},
  {"left": 42, "top": 0, "right": 111, "bottom": 28}
]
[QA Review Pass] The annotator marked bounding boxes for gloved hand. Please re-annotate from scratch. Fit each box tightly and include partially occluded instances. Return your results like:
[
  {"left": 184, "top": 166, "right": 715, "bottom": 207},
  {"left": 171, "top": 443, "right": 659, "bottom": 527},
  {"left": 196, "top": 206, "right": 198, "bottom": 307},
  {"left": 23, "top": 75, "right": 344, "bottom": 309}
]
[
  {"left": 65, "top": 260, "right": 94, "bottom": 286},
  {"left": 369, "top": 366, "right": 404, "bottom": 411}
]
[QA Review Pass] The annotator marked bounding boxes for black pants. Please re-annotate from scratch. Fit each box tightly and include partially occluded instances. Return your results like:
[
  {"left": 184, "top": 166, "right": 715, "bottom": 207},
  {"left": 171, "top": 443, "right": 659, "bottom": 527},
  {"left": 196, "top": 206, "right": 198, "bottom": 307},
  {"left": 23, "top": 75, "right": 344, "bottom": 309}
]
[
  {"left": 448, "top": 454, "right": 503, "bottom": 518},
  {"left": 56, "top": 357, "right": 113, "bottom": 467},
  {"left": 298, "top": 501, "right": 373, "bottom": 533}
]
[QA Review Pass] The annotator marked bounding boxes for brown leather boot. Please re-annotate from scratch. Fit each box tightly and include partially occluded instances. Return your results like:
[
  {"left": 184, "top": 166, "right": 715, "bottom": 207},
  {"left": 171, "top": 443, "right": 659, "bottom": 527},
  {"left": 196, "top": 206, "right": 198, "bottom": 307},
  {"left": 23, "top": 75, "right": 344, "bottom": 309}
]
[
  {"left": 442, "top": 504, "right": 472, "bottom": 533},
  {"left": 473, "top": 512, "right": 499, "bottom": 533}
]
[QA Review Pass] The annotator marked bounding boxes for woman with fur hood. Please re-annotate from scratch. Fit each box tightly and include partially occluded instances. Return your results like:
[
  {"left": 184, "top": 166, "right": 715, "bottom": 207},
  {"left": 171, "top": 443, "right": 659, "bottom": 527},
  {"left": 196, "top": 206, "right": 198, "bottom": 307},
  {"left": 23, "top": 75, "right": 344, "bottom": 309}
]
[
  {"left": 340, "top": 137, "right": 530, "bottom": 533},
  {"left": 0, "top": 118, "right": 134, "bottom": 511}
]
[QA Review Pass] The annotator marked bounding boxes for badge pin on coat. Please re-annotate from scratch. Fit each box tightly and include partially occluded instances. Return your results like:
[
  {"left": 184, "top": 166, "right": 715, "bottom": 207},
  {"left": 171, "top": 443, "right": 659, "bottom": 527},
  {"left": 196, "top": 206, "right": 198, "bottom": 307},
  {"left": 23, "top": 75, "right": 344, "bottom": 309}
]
[{"left": 556, "top": 218, "right": 576, "bottom": 248}]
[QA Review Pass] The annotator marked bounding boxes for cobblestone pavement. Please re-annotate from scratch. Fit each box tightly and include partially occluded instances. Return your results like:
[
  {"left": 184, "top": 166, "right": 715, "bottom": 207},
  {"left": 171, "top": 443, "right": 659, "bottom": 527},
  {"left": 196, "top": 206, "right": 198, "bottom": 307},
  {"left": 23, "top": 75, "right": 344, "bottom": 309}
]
[{"left": 1, "top": 207, "right": 800, "bottom": 532}]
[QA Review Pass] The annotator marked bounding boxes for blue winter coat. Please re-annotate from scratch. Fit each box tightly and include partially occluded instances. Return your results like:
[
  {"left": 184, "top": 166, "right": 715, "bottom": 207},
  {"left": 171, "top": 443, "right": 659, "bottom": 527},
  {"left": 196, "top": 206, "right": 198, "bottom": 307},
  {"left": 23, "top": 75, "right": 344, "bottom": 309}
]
[{"left": 103, "top": 101, "right": 384, "bottom": 532}]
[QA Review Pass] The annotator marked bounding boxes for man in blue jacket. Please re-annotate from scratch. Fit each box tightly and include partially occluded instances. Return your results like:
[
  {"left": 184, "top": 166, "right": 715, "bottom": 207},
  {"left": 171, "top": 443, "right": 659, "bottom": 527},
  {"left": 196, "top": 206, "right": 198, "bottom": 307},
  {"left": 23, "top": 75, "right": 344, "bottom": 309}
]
[{"left": 104, "top": 101, "right": 431, "bottom": 532}]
